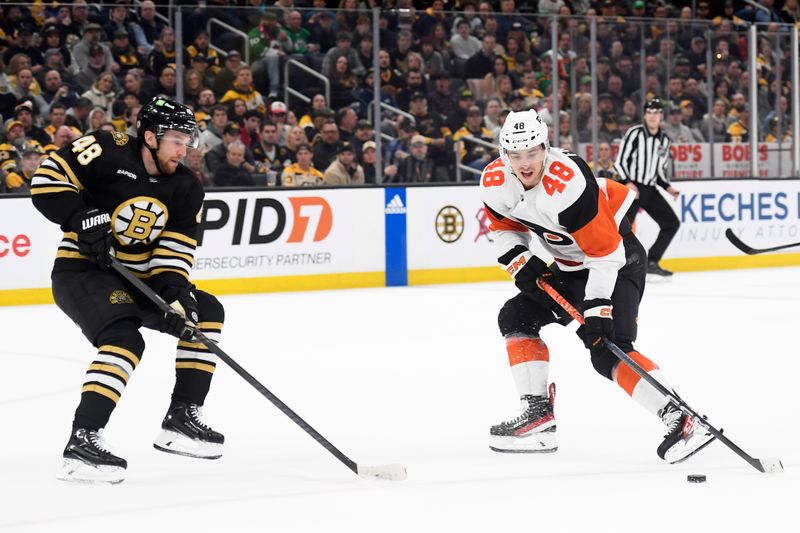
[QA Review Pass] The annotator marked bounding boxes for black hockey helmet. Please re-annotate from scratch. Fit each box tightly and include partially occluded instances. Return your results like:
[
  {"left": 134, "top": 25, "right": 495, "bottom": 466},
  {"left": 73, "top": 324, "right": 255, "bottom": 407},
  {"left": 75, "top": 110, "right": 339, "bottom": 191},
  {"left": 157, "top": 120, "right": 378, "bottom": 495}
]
[
  {"left": 137, "top": 95, "right": 199, "bottom": 148},
  {"left": 643, "top": 98, "right": 664, "bottom": 112}
]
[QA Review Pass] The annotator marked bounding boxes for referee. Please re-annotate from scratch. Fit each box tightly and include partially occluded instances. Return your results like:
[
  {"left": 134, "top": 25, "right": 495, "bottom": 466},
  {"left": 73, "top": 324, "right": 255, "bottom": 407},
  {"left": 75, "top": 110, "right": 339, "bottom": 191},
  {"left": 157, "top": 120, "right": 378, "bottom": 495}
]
[{"left": 614, "top": 98, "right": 681, "bottom": 277}]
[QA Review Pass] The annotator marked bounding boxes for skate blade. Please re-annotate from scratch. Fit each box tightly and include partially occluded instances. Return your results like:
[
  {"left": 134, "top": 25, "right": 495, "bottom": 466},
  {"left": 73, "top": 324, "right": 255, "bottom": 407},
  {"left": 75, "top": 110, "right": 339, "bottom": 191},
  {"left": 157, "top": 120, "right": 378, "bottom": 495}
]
[
  {"left": 153, "top": 429, "right": 223, "bottom": 460},
  {"left": 666, "top": 431, "right": 716, "bottom": 464},
  {"left": 57, "top": 458, "right": 125, "bottom": 484},
  {"left": 489, "top": 431, "right": 558, "bottom": 453}
]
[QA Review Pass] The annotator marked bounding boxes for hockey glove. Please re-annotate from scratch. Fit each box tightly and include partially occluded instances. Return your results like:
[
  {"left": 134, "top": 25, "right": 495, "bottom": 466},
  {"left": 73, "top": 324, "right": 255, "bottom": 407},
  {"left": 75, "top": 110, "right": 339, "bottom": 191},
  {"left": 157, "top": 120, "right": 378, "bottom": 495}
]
[
  {"left": 160, "top": 285, "right": 199, "bottom": 341},
  {"left": 580, "top": 298, "right": 614, "bottom": 351},
  {"left": 69, "top": 208, "right": 115, "bottom": 269},
  {"left": 499, "top": 245, "right": 571, "bottom": 322}
]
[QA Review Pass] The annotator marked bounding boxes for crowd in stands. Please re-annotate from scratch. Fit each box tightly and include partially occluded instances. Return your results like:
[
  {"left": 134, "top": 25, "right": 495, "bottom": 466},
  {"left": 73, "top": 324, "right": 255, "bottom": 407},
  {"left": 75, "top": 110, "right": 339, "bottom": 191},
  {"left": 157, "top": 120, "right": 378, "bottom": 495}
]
[{"left": 1, "top": 0, "right": 797, "bottom": 193}]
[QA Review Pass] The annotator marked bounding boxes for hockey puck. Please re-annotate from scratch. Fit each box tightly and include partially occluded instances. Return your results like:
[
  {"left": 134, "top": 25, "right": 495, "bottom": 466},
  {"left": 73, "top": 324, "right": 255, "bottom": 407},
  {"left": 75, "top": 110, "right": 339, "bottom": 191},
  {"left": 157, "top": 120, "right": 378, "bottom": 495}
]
[{"left": 687, "top": 474, "right": 707, "bottom": 483}]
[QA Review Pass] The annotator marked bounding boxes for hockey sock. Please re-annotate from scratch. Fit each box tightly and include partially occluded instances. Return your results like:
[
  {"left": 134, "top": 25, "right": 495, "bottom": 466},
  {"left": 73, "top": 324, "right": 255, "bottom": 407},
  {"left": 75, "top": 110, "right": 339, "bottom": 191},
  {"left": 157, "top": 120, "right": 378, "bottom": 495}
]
[
  {"left": 614, "top": 350, "right": 672, "bottom": 415},
  {"left": 73, "top": 324, "right": 144, "bottom": 430},
  {"left": 506, "top": 336, "right": 550, "bottom": 397},
  {"left": 171, "top": 321, "right": 223, "bottom": 406}
]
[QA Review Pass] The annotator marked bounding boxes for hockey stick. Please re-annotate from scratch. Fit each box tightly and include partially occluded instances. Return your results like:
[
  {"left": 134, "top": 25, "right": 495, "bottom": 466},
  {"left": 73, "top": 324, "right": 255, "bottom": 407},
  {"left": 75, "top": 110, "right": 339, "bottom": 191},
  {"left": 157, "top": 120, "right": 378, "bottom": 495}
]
[
  {"left": 536, "top": 278, "right": 783, "bottom": 474},
  {"left": 725, "top": 228, "right": 800, "bottom": 255},
  {"left": 109, "top": 258, "right": 406, "bottom": 481}
]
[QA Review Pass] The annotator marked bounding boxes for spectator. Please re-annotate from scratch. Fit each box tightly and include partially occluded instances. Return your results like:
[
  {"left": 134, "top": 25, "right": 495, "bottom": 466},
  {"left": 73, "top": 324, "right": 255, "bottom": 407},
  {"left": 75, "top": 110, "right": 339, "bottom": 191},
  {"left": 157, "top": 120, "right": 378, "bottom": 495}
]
[
  {"left": 43, "top": 103, "right": 77, "bottom": 142},
  {"left": 10, "top": 69, "right": 48, "bottom": 114},
  {"left": 360, "top": 140, "right": 392, "bottom": 184},
  {"left": 336, "top": 107, "right": 358, "bottom": 145},
  {"left": 323, "top": 141, "right": 364, "bottom": 186},
  {"left": 73, "top": 23, "right": 119, "bottom": 75},
  {"left": 282, "top": 143, "right": 324, "bottom": 187},
  {"left": 87, "top": 107, "right": 107, "bottom": 134},
  {"left": 356, "top": 32, "right": 374, "bottom": 74},
  {"left": 186, "top": 30, "right": 222, "bottom": 76},
  {"left": 427, "top": 72, "right": 458, "bottom": 128},
  {"left": 726, "top": 104, "right": 749, "bottom": 143},
  {"left": 391, "top": 135, "right": 436, "bottom": 183},
  {"left": 239, "top": 109, "right": 263, "bottom": 149},
  {"left": 493, "top": 75, "right": 514, "bottom": 110},
  {"left": 65, "top": 97, "right": 93, "bottom": 133},
  {"left": 322, "top": 31, "right": 365, "bottom": 80},
  {"left": 268, "top": 101, "right": 291, "bottom": 145},
  {"left": 377, "top": 49, "right": 404, "bottom": 97},
  {"left": 465, "top": 34, "right": 497, "bottom": 79},
  {"left": 588, "top": 142, "right": 620, "bottom": 181},
  {"left": 396, "top": 69, "right": 428, "bottom": 110},
  {"left": 185, "top": 148, "right": 210, "bottom": 186},
  {"left": 453, "top": 105, "right": 497, "bottom": 173},
  {"left": 110, "top": 29, "right": 142, "bottom": 76},
  {"left": 205, "top": 123, "right": 257, "bottom": 172},
  {"left": 4, "top": 143, "right": 43, "bottom": 193},
  {"left": 300, "top": 94, "right": 329, "bottom": 140},
  {"left": 308, "top": 10, "right": 337, "bottom": 58},
  {"left": 764, "top": 115, "right": 792, "bottom": 143},
  {"left": 13, "top": 103, "right": 50, "bottom": 145},
  {"left": 4, "top": 26, "right": 44, "bottom": 74},
  {"left": 391, "top": 31, "right": 415, "bottom": 73},
  {"left": 282, "top": 125, "right": 307, "bottom": 165},
  {"left": 184, "top": 70, "right": 207, "bottom": 109},
  {"left": 663, "top": 106, "right": 699, "bottom": 143},
  {"left": 220, "top": 66, "right": 267, "bottom": 115},
  {"left": 198, "top": 104, "right": 229, "bottom": 151},
  {"left": 283, "top": 10, "right": 312, "bottom": 57},
  {"left": 483, "top": 97, "right": 502, "bottom": 133},
  {"left": 518, "top": 70, "right": 543, "bottom": 109},
  {"left": 104, "top": 5, "right": 136, "bottom": 49},
  {"left": 147, "top": 27, "right": 177, "bottom": 77},
  {"left": 482, "top": 56, "right": 510, "bottom": 99},
  {"left": 419, "top": 36, "right": 446, "bottom": 78},
  {"left": 74, "top": 45, "right": 114, "bottom": 94},
  {"left": 701, "top": 99, "right": 729, "bottom": 142},
  {"left": 123, "top": 70, "right": 151, "bottom": 105},
  {"left": 450, "top": 19, "right": 482, "bottom": 61},
  {"left": 252, "top": 120, "right": 292, "bottom": 182},
  {"left": 329, "top": 54, "right": 360, "bottom": 109},
  {"left": 52, "top": 125, "right": 80, "bottom": 149},
  {"left": 679, "top": 100, "right": 703, "bottom": 134},
  {"left": 214, "top": 140, "right": 256, "bottom": 187},
  {"left": 81, "top": 71, "right": 117, "bottom": 117},
  {"left": 38, "top": 26, "right": 73, "bottom": 71},
  {"left": 213, "top": 51, "right": 244, "bottom": 98},
  {"left": 314, "top": 121, "right": 341, "bottom": 171},
  {"left": 248, "top": 11, "right": 289, "bottom": 99},
  {"left": 131, "top": 0, "right": 165, "bottom": 57}
]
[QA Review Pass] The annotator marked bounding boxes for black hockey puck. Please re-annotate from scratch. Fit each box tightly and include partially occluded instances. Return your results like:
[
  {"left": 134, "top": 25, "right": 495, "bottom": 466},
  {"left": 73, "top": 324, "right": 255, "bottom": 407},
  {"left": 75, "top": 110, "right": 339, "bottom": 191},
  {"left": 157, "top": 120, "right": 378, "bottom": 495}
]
[{"left": 687, "top": 474, "right": 707, "bottom": 483}]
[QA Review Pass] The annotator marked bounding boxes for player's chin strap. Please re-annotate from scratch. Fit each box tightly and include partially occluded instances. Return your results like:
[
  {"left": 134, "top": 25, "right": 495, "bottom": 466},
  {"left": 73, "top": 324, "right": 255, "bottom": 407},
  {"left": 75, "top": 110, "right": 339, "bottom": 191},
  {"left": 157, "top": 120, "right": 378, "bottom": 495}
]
[{"left": 142, "top": 134, "right": 166, "bottom": 175}]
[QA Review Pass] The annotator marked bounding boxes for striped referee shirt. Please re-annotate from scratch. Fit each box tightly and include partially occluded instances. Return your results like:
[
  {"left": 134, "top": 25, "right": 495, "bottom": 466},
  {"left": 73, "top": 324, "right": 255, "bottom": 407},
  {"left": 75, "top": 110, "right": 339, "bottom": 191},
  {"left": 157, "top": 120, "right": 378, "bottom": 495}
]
[{"left": 614, "top": 124, "right": 672, "bottom": 188}]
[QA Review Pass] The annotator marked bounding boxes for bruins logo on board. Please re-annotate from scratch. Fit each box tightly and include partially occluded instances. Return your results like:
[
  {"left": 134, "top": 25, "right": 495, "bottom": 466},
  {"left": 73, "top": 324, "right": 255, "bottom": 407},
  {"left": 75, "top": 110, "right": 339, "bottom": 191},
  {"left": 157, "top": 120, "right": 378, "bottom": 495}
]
[
  {"left": 113, "top": 131, "right": 129, "bottom": 146},
  {"left": 109, "top": 290, "right": 134, "bottom": 304},
  {"left": 435, "top": 205, "right": 464, "bottom": 243},
  {"left": 111, "top": 196, "right": 169, "bottom": 245}
]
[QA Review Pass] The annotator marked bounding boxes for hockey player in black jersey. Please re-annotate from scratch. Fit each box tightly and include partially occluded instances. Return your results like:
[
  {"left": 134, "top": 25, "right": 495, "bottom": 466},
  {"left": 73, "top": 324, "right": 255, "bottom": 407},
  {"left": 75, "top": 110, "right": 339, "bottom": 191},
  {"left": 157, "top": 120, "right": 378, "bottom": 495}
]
[{"left": 31, "top": 96, "right": 226, "bottom": 484}]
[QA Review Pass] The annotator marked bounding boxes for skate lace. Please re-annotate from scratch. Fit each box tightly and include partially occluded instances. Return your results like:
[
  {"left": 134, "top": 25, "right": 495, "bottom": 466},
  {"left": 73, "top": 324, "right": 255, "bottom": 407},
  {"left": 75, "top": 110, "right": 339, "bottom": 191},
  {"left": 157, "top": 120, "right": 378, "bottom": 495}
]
[
  {"left": 501, "top": 396, "right": 550, "bottom": 427},
  {"left": 187, "top": 404, "right": 211, "bottom": 430},
  {"left": 88, "top": 430, "right": 113, "bottom": 455}
]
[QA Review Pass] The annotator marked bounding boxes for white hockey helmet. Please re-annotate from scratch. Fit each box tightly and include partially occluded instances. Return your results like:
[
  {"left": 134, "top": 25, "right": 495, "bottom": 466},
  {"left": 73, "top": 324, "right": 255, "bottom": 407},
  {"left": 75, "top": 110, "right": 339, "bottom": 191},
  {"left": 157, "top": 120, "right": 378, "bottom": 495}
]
[{"left": 499, "top": 108, "right": 549, "bottom": 166}]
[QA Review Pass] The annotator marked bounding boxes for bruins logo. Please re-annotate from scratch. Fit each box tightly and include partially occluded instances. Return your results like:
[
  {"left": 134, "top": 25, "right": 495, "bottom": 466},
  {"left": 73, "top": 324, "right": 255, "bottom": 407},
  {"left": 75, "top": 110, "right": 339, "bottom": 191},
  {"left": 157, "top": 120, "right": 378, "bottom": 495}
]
[
  {"left": 112, "top": 196, "right": 169, "bottom": 245},
  {"left": 435, "top": 205, "right": 464, "bottom": 243},
  {"left": 113, "top": 131, "right": 129, "bottom": 146},
  {"left": 109, "top": 290, "right": 133, "bottom": 304}
]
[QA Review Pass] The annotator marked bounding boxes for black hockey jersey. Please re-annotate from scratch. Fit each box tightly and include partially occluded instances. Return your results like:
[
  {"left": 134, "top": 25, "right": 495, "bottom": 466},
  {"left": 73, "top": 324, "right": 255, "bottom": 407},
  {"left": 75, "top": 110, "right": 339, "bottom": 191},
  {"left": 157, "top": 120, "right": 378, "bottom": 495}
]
[{"left": 30, "top": 130, "right": 203, "bottom": 293}]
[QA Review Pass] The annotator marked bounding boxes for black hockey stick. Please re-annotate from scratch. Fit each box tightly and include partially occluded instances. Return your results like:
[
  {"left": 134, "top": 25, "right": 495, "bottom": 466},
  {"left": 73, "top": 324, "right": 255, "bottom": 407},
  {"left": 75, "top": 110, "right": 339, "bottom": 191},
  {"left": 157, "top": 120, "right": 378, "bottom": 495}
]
[
  {"left": 537, "top": 278, "right": 783, "bottom": 474},
  {"left": 725, "top": 228, "right": 800, "bottom": 255},
  {"left": 109, "top": 258, "right": 406, "bottom": 481}
]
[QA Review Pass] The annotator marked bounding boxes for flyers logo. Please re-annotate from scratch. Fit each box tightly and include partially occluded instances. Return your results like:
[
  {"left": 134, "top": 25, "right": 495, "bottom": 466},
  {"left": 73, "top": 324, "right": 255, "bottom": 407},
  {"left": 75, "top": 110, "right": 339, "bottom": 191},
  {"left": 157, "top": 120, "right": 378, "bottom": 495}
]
[{"left": 515, "top": 218, "right": 574, "bottom": 246}]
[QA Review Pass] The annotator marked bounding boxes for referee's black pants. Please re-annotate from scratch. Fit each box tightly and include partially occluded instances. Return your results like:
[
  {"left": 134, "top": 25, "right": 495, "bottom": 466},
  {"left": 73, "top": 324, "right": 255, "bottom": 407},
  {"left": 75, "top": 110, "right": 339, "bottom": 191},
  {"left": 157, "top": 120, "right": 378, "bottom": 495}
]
[{"left": 625, "top": 184, "right": 680, "bottom": 263}]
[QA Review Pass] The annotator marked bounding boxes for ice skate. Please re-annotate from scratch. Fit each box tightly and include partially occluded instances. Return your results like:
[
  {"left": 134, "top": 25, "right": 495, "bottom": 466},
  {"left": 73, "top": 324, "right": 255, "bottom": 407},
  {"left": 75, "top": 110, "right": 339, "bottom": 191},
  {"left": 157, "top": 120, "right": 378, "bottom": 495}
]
[
  {"left": 490, "top": 384, "right": 557, "bottom": 453},
  {"left": 657, "top": 402, "right": 715, "bottom": 463},
  {"left": 57, "top": 428, "right": 127, "bottom": 484},
  {"left": 647, "top": 261, "right": 674, "bottom": 278},
  {"left": 154, "top": 402, "right": 224, "bottom": 459}
]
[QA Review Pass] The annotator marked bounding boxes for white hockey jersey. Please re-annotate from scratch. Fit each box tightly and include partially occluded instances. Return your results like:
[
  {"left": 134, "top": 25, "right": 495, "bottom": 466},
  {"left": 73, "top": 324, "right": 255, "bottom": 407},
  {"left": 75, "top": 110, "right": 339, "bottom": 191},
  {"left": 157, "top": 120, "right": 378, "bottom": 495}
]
[{"left": 479, "top": 148, "right": 635, "bottom": 300}]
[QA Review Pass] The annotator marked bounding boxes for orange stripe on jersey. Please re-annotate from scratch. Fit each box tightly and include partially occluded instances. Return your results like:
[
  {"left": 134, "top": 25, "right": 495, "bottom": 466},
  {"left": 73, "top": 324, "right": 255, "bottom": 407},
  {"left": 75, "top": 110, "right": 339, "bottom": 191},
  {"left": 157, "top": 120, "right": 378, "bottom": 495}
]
[
  {"left": 485, "top": 206, "right": 529, "bottom": 233},
  {"left": 603, "top": 180, "right": 632, "bottom": 217},
  {"left": 615, "top": 351, "right": 659, "bottom": 396},
  {"left": 506, "top": 337, "right": 550, "bottom": 366},
  {"left": 571, "top": 192, "right": 622, "bottom": 258}
]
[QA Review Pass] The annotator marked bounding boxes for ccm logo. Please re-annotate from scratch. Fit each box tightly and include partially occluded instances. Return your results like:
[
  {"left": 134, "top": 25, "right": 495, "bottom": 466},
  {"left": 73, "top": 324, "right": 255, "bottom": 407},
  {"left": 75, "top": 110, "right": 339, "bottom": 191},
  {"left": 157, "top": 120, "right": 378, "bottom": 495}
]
[
  {"left": 505, "top": 256, "right": 526, "bottom": 275},
  {"left": 599, "top": 307, "right": 612, "bottom": 317},
  {"left": 0, "top": 233, "right": 31, "bottom": 258},
  {"left": 199, "top": 197, "right": 333, "bottom": 245}
]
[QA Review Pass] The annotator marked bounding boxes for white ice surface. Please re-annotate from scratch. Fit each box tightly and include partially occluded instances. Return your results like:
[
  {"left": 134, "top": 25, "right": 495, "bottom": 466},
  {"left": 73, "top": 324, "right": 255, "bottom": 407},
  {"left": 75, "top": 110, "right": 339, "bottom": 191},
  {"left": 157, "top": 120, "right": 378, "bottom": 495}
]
[{"left": 1, "top": 268, "right": 797, "bottom": 532}]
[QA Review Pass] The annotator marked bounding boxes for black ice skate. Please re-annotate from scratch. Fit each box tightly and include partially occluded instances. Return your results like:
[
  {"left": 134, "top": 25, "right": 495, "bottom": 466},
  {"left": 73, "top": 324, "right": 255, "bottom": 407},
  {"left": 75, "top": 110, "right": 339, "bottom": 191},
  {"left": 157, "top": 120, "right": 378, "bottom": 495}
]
[
  {"left": 647, "top": 261, "right": 674, "bottom": 277},
  {"left": 153, "top": 402, "right": 224, "bottom": 459},
  {"left": 489, "top": 384, "right": 557, "bottom": 453},
  {"left": 57, "top": 428, "right": 127, "bottom": 484},
  {"left": 657, "top": 402, "right": 715, "bottom": 463}
]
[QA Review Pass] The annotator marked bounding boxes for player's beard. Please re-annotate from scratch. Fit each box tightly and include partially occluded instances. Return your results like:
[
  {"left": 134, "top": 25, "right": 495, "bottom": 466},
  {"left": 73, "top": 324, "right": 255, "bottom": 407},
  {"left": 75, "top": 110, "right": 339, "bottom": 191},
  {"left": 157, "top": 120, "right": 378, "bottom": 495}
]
[{"left": 156, "top": 152, "right": 181, "bottom": 175}]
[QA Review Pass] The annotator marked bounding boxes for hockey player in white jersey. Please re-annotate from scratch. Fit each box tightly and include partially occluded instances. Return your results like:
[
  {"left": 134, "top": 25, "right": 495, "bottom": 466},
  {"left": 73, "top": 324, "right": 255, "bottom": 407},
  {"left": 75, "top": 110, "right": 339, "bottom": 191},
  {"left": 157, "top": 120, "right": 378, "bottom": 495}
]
[{"left": 481, "top": 108, "right": 714, "bottom": 463}]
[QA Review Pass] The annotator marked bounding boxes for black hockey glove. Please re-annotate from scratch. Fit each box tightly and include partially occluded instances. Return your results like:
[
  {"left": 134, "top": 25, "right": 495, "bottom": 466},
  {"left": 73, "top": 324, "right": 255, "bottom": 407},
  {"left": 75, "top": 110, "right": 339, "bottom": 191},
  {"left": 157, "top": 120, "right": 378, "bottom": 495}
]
[
  {"left": 499, "top": 245, "right": 570, "bottom": 322},
  {"left": 160, "top": 285, "right": 199, "bottom": 341},
  {"left": 69, "top": 208, "right": 115, "bottom": 269},
  {"left": 580, "top": 298, "right": 614, "bottom": 351}
]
